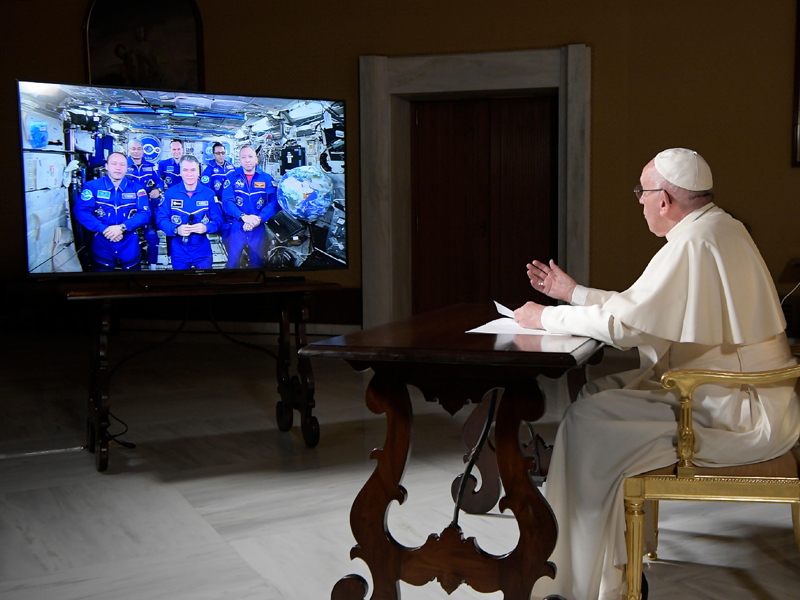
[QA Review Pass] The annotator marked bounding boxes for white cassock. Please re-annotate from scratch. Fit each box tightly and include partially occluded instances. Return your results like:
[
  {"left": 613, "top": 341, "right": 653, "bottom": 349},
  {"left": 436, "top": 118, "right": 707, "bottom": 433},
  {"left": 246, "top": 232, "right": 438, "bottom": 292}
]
[{"left": 531, "top": 203, "right": 800, "bottom": 600}]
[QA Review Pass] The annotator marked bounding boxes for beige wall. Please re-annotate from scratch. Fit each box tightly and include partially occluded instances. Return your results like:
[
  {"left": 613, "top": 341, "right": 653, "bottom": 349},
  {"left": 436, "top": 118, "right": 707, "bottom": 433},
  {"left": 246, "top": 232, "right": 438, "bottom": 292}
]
[{"left": 2, "top": 0, "right": 799, "bottom": 293}]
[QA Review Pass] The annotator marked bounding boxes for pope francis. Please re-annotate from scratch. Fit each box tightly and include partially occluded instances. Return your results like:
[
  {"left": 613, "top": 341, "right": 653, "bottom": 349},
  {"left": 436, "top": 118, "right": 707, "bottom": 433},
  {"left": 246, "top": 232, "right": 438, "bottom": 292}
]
[{"left": 515, "top": 148, "right": 800, "bottom": 600}]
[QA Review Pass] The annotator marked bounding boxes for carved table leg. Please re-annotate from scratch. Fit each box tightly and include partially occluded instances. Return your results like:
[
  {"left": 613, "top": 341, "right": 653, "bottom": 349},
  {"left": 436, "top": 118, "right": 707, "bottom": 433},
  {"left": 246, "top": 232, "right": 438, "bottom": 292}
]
[
  {"left": 450, "top": 390, "right": 502, "bottom": 514},
  {"left": 294, "top": 292, "right": 319, "bottom": 447},
  {"left": 275, "top": 292, "right": 320, "bottom": 447},
  {"left": 87, "top": 299, "right": 111, "bottom": 472},
  {"left": 275, "top": 299, "right": 295, "bottom": 432},
  {"left": 333, "top": 374, "right": 558, "bottom": 600},
  {"left": 335, "top": 370, "right": 412, "bottom": 600}
]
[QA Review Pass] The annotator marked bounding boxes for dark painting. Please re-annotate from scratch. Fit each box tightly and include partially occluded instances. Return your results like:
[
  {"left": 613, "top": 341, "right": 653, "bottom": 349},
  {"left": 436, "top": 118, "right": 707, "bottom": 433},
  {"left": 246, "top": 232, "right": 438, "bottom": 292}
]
[{"left": 85, "top": 0, "right": 204, "bottom": 91}]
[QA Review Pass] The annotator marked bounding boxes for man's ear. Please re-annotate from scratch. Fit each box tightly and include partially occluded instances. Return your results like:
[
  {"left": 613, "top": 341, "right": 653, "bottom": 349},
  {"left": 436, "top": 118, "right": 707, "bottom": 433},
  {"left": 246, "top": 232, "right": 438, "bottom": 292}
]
[{"left": 659, "top": 193, "right": 671, "bottom": 215}]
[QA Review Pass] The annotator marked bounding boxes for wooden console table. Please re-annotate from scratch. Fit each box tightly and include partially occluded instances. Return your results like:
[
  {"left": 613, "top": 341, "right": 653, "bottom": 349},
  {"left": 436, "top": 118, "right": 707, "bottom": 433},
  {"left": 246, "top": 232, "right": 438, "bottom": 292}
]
[
  {"left": 299, "top": 303, "right": 603, "bottom": 600},
  {"left": 60, "top": 276, "right": 340, "bottom": 472}
]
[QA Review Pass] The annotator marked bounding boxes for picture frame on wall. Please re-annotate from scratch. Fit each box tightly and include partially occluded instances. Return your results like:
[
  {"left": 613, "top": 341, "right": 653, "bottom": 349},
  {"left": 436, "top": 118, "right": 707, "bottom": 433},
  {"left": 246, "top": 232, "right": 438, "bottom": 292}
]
[{"left": 84, "top": 0, "right": 205, "bottom": 91}]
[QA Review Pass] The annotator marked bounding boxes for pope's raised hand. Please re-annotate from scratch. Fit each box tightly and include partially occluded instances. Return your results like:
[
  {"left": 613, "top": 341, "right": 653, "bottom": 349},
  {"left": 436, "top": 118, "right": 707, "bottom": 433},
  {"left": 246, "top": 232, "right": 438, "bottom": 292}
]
[{"left": 527, "top": 259, "right": 577, "bottom": 303}]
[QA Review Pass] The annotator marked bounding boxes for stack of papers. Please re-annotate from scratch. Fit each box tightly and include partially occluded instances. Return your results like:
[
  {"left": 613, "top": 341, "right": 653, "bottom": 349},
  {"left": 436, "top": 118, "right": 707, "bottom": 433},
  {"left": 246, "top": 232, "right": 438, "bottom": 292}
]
[{"left": 466, "top": 301, "right": 568, "bottom": 336}]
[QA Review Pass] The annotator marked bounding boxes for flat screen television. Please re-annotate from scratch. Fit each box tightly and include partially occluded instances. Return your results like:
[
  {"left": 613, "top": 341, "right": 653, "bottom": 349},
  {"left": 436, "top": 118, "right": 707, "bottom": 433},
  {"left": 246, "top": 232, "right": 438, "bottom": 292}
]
[{"left": 17, "top": 80, "right": 347, "bottom": 277}]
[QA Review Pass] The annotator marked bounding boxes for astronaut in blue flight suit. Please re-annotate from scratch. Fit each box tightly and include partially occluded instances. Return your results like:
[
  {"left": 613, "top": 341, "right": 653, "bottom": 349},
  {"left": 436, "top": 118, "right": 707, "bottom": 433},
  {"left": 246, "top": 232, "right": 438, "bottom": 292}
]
[
  {"left": 157, "top": 139, "right": 185, "bottom": 258},
  {"left": 156, "top": 155, "right": 223, "bottom": 270},
  {"left": 221, "top": 145, "right": 279, "bottom": 269},
  {"left": 201, "top": 142, "right": 236, "bottom": 244},
  {"left": 157, "top": 139, "right": 184, "bottom": 189},
  {"left": 75, "top": 151, "right": 150, "bottom": 271},
  {"left": 126, "top": 138, "right": 163, "bottom": 268}
]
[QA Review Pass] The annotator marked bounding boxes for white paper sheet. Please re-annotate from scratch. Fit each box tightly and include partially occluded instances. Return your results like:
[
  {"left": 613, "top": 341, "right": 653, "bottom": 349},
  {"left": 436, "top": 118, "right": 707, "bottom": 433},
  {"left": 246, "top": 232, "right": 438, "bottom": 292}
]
[{"left": 467, "top": 302, "right": 568, "bottom": 336}]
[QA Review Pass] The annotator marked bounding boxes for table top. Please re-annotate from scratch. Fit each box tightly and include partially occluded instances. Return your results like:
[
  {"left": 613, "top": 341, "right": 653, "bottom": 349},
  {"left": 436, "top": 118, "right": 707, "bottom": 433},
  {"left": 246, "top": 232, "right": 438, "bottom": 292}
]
[
  {"left": 300, "top": 303, "right": 602, "bottom": 369},
  {"left": 57, "top": 275, "right": 340, "bottom": 300}
]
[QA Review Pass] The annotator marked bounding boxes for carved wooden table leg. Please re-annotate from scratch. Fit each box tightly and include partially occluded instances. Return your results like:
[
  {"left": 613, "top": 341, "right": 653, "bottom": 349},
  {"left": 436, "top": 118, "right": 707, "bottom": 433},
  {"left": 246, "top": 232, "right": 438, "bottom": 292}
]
[
  {"left": 333, "top": 373, "right": 558, "bottom": 600},
  {"left": 450, "top": 391, "right": 501, "bottom": 514},
  {"left": 275, "top": 292, "right": 319, "bottom": 447},
  {"left": 275, "top": 299, "right": 295, "bottom": 433},
  {"left": 294, "top": 292, "right": 319, "bottom": 447},
  {"left": 87, "top": 299, "right": 111, "bottom": 472}
]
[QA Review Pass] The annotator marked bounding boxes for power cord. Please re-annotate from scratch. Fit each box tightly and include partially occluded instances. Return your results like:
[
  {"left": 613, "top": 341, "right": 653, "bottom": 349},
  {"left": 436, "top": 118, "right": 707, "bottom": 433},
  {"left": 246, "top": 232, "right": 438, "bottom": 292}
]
[
  {"left": 781, "top": 281, "right": 800, "bottom": 306},
  {"left": 107, "top": 411, "right": 136, "bottom": 449},
  {"left": 208, "top": 302, "right": 278, "bottom": 360}
]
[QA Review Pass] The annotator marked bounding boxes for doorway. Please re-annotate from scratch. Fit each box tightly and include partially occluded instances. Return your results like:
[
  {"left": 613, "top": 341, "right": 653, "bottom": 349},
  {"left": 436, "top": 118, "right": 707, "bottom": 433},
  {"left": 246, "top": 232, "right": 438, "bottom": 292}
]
[
  {"left": 411, "top": 94, "right": 559, "bottom": 315},
  {"left": 359, "top": 46, "right": 591, "bottom": 328}
]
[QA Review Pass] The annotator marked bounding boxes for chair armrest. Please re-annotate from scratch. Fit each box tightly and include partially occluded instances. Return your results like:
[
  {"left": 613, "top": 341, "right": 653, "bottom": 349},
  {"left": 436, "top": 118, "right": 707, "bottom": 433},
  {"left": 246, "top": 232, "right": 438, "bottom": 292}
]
[{"left": 661, "top": 363, "right": 800, "bottom": 477}]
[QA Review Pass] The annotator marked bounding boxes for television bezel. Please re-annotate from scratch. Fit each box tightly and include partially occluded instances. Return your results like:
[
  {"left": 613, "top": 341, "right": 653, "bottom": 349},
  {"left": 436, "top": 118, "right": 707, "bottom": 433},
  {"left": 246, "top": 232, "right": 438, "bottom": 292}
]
[{"left": 17, "top": 79, "right": 349, "bottom": 281}]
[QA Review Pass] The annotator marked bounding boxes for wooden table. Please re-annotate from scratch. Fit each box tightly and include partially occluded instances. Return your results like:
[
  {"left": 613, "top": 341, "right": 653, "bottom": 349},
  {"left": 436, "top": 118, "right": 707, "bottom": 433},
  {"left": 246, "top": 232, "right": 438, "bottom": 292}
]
[
  {"left": 61, "top": 276, "right": 339, "bottom": 472},
  {"left": 299, "top": 303, "right": 603, "bottom": 600}
]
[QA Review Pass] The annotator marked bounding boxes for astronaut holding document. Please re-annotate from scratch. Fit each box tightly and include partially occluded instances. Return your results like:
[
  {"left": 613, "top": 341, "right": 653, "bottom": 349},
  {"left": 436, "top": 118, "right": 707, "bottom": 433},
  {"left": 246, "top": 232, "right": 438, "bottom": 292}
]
[{"left": 513, "top": 148, "right": 800, "bottom": 600}]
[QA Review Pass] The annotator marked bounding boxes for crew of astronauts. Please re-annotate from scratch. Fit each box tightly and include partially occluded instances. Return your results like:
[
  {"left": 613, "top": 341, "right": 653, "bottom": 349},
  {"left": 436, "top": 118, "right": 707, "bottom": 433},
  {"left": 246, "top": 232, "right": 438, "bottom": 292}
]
[
  {"left": 220, "top": 145, "right": 279, "bottom": 269},
  {"left": 74, "top": 151, "right": 150, "bottom": 271},
  {"left": 77, "top": 139, "right": 284, "bottom": 272},
  {"left": 201, "top": 142, "right": 236, "bottom": 244},
  {"left": 155, "top": 155, "right": 223, "bottom": 270},
  {"left": 125, "top": 139, "right": 163, "bottom": 269}
]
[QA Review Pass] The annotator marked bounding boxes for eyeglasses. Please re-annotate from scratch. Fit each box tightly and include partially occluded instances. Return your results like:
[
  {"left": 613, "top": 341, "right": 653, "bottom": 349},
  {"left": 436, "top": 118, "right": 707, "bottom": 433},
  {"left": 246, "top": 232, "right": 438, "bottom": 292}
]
[
  {"left": 213, "top": 151, "right": 226, "bottom": 155},
  {"left": 633, "top": 184, "right": 671, "bottom": 203}
]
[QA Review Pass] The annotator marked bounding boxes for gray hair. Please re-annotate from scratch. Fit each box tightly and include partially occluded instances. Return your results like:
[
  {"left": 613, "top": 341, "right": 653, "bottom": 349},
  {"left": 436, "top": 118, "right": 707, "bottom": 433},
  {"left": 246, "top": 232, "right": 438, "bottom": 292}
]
[{"left": 180, "top": 154, "right": 201, "bottom": 166}]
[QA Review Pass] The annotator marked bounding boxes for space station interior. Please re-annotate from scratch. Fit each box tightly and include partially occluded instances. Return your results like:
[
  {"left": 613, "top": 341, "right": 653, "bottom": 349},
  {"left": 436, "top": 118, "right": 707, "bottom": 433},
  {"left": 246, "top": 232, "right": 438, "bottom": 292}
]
[{"left": 18, "top": 81, "right": 347, "bottom": 274}]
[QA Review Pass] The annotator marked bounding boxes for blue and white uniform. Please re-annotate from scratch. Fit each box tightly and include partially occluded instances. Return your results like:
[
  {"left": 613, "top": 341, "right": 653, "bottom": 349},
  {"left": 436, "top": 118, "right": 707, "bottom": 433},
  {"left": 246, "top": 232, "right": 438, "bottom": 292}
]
[
  {"left": 156, "top": 182, "right": 223, "bottom": 270},
  {"left": 221, "top": 167, "right": 279, "bottom": 268},
  {"left": 127, "top": 157, "right": 163, "bottom": 265},
  {"left": 157, "top": 157, "right": 183, "bottom": 189},
  {"left": 201, "top": 160, "right": 235, "bottom": 199},
  {"left": 75, "top": 176, "right": 150, "bottom": 271},
  {"left": 201, "top": 160, "right": 236, "bottom": 244}
]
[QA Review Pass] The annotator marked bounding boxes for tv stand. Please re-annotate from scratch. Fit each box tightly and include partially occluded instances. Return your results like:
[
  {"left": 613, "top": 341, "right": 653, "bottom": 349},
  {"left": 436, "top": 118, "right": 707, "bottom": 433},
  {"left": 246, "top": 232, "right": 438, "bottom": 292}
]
[{"left": 59, "top": 277, "right": 339, "bottom": 472}]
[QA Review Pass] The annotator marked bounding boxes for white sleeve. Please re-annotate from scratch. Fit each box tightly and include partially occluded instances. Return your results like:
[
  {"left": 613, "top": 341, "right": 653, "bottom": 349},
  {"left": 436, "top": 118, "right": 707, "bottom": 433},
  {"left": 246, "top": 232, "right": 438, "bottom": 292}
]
[
  {"left": 541, "top": 304, "right": 665, "bottom": 349},
  {"left": 571, "top": 285, "right": 617, "bottom": 307}
]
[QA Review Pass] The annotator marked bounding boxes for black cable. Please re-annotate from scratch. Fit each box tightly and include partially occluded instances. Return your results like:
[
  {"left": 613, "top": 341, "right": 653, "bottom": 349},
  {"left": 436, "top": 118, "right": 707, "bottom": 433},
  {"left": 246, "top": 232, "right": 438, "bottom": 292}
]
[
  {"left": 208, "top": 301, "right": 278, "bottom": 360},
  {"left": 452, "top": 389, "right": 498, "bottom": 527},
  {"left": 30, "top": 243, "right": 85, "bottom": 273},
  {"left": 107, "top": 411, "right": 136, "bottom": 448},
  {"left": 108, "top": 316, "right": 188, "bottom": 380},
  {"left": 102, "top": 311, "right": 190, "bottom": 450}
]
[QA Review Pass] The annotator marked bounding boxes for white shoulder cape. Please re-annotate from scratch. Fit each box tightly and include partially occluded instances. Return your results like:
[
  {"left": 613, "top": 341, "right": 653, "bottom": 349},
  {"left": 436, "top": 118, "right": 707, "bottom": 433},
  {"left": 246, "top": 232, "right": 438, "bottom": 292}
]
[{"left": 602, "top": 205, "right": 785, "bottom": 345}]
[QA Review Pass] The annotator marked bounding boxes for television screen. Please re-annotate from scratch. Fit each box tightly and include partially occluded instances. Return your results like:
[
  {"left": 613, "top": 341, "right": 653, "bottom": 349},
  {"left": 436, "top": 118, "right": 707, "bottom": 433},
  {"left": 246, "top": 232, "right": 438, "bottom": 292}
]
[{"left": 17, "top": 80, "right": 347, "bottom": 276}]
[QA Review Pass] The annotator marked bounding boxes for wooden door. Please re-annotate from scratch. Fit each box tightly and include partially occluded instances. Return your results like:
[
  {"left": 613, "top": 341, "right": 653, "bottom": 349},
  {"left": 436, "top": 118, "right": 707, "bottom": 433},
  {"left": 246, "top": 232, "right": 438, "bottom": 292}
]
[{"left": 411, "top": 94, "right": 558, "bottom": 315}]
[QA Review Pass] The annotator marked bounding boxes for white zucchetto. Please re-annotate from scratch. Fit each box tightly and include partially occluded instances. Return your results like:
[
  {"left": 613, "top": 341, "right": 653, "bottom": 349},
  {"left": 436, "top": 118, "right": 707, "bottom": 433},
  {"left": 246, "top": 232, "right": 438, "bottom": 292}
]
[{"left": 654, "top": 148, "right": 713, "bottom": 191}]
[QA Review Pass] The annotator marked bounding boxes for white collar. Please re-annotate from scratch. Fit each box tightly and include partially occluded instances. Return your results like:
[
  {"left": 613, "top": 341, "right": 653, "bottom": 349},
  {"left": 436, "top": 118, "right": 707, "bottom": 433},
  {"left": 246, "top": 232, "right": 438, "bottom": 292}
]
[{"left": 666, "top": 202, "right": 717, "bottom": 241}]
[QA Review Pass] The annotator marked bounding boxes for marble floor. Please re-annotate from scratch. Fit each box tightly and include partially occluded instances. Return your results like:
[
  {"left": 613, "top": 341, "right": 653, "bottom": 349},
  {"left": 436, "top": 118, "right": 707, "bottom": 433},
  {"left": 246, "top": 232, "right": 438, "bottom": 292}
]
[{"left": 0, "top": 324, "right": 798, "bottom": 600}]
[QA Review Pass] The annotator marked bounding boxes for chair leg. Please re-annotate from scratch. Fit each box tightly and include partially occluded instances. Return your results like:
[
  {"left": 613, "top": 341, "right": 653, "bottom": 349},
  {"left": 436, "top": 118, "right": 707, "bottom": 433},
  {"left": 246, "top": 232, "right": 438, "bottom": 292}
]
[
  {"left": 625, "top": 497, "right": 646, "bottom": 600},
  {"left": 646, "top": 500, "right": 659, "bottom": 560},
  {"left": 792, "top": 502, "right": 800, "bottom": 555}
]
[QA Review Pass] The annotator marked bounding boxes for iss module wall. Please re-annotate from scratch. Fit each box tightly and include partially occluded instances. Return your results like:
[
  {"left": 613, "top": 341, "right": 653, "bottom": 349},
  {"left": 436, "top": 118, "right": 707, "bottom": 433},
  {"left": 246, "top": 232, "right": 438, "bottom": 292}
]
[
  {"left": 17, "top": 81, "right": 347, "bottom": 275},
  {"left": 20, "top": 105, "right": 81, "bottom": 274}
]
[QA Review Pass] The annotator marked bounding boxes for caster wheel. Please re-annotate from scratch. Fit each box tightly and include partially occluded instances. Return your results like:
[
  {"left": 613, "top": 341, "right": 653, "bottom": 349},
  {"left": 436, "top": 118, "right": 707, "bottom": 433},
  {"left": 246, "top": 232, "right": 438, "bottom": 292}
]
[
  {"left": 301, "top": 415, "right": 320, "bottom": 447},
  {"left": 276, "top": 400, "right": 294, "bottom": 432}
]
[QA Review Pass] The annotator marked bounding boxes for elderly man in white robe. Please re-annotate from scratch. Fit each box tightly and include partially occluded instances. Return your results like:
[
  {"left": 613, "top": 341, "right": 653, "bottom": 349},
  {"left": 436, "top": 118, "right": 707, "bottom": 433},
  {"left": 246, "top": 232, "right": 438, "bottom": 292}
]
[{"left": 515, "top": 148, "right": 800, "bottom": 600}]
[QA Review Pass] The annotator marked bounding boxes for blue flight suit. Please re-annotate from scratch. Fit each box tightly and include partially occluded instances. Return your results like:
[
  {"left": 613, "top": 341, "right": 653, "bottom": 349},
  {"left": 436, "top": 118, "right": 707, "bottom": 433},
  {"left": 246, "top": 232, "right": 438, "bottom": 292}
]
[
  {"left": 127, "top": 157, "right": 163, "bottom": 265},
  {"left": 201, "top": 160, "right": 236, "bottom": 244},
  {"left": 157, "top": 157, "right": 183, "bottom": 257},
  {"left": 221, "top": 167, "right": 279, "bottom": 269},
  {"left": 157, "top": 157, "right": 183, "bottom": 189},
  {"left": 156, "top": 182, "right": 222, "bottom": 270},
  {"left": 74, "top": 176, "right": 150, "bottom": 271}
]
